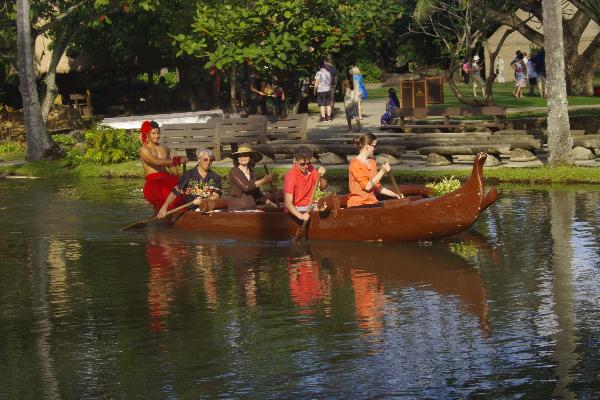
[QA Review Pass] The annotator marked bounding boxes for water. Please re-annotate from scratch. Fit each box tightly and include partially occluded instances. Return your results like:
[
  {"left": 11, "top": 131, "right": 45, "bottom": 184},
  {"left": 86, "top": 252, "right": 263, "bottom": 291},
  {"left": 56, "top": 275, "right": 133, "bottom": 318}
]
[{"left": 1, "top": 178, "right": 600, "bottom": 399}]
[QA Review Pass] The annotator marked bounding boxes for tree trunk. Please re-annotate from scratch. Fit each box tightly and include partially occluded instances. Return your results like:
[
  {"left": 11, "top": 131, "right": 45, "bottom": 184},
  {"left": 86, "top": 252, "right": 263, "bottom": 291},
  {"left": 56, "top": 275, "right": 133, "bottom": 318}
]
[
  {"left": 16, "top": 0, "right": 59, "bottom": 161},
  {"left": 446, "top": 63, "right": 486, "bottom": 106},
  {"left": 564, "top": 33, "right": 600, "bottom": 96},
  {"left": 230, "top": 67, "right": 238, "bottom": 113},
  {"left": 543, "top": 0, "right": 573, "bottom": 166}
]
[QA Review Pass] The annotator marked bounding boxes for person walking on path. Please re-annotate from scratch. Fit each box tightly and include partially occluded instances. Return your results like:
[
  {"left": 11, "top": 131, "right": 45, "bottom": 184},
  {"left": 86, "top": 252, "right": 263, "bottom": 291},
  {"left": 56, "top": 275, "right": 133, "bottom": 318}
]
[
  {"left": 350, "top": 66, "right": 367, "bottom": 120},
  {"left": 470, "top": 55, "right": 485, "bottom": 98},
  {"left": 531, "top": 49, "right": 547, "bottom": 97},
  {"left": 323, "top": 57, "right": 337, "bottom": 119},
  {"left": 342, "top": 74, "right": 361, "bottom": 132},
  {"left": 526, "top": 56, "right": 538, "bottom": 96},
  {"left": 314, "top": 63, "right": 332, "bottom": 122},
  {"left": 511, "top": 53, "right": 527, "bottom": 99}
]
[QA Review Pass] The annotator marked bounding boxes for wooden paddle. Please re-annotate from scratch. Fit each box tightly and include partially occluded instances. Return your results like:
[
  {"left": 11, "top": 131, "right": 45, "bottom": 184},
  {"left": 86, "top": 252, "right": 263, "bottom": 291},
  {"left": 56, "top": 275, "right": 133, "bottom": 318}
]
[
  {"left": 262, "top": 162, "right": 278, "bottom": 206},
  {"left": 293, "top": 172, "right": 322, "bottom": 244},
  {"left": 121, "top": 200, "right": 195, "bottom": 231},
  {"left": 389, "top": 170, "right": 404, "bottom": 198}
]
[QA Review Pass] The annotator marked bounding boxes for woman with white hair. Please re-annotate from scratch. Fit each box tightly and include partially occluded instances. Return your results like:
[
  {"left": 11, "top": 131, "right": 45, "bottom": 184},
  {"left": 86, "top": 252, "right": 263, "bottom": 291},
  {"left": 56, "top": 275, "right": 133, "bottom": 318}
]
[{"left": 157, "top": 149, "right": 222, "bottom": 218}]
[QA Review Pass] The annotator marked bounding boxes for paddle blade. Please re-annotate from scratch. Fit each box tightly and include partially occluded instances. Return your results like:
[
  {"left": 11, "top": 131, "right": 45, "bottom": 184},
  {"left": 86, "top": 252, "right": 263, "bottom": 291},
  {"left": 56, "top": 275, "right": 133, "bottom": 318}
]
[{"left": 121, "top": 220, "right": 149, "bottom": 231}]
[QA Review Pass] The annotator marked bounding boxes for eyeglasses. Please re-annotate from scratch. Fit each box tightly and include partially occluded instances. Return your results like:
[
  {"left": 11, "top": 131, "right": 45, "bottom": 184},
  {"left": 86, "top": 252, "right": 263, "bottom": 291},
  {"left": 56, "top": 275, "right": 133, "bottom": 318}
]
[{"left": 297, "top": 161, "right": 311, "bottom": 166}]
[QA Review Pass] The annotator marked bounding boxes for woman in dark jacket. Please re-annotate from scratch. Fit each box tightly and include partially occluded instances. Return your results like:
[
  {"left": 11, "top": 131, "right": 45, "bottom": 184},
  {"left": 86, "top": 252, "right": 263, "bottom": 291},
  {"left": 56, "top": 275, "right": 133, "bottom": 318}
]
[{"left": 228, "top": 146, "right": 274, "bottom": 210}]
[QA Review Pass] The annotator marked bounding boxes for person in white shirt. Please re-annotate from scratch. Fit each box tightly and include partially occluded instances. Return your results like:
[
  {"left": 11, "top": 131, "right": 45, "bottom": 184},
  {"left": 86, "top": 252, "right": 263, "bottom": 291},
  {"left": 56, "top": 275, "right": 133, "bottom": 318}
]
[
  {"left": 525, "top": 57, "right": 538, "bottom": 96},
  {"left": 313, "top": 63, "right": 332, "bottom": 122}
]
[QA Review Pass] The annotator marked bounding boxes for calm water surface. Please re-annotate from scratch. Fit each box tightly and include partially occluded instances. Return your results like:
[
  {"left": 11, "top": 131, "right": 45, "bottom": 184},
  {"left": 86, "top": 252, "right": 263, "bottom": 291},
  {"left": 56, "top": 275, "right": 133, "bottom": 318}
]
[{"left": 1, "top": 178, "right": 600, "bottom": 399}]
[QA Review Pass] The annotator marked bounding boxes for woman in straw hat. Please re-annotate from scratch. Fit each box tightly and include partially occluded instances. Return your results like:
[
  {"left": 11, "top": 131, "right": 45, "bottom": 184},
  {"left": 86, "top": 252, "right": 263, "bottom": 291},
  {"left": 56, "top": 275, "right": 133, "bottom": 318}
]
[{"left": 228, "top": 146, "right": 275, "bottom": 210}]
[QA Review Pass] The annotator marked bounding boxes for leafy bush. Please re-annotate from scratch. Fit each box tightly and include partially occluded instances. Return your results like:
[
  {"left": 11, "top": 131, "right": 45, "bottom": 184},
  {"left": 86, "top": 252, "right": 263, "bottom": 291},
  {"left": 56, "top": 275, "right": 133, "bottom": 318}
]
[
  {"left": 0, "top": 141, "right": 24, "bottom": 153},
  {"left": 136, "top": 71, "right": 178, "bottom": 88},
  {"left": 52, "top": 134, "right": 77, "bottom": 146},
  {"left": 355, "top": 60, "right": 383, "bottom": 83},
  {"left": 426, "top": 176, "right": 462, "bottom": 196},
  {"left": 64, "top": 125, "right": 139, "bottom": 166}
]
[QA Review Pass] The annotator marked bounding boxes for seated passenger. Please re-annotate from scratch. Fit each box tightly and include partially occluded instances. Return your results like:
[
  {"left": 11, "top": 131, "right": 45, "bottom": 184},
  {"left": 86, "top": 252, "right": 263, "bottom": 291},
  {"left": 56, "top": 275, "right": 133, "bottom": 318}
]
[
  {"left": 348, "top": 133, "right": 403, "bottom": 208},
  {"left": 139, "top": 120, "right": 188, "bottom": 213},
  {"left": 283, "top": 147, "right": 327, "bottom": 222},
  {"left": 157, "top": 149, "right": 222, "bottom": 218},
  {"left": 380, "top": 88, "right": 400, "bottom": 125},
  {"left": 228, "top": 146, "right": 275, "bottom": 210}
]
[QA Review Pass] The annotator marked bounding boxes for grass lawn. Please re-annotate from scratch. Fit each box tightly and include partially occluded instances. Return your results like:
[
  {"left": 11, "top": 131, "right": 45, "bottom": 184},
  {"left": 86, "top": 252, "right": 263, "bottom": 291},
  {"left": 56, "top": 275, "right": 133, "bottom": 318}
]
[{"left": 366, "top": 82, "right": 600, "bottom": 109}]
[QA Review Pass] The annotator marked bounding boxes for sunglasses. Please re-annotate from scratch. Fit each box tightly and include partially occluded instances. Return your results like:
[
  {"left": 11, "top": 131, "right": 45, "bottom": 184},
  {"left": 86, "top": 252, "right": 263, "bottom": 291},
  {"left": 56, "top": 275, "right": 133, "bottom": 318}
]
[
  {"left": 368, "top": 143, "right": 377, "bottom": 148},
  {"left": 297, "top": 161, "right": 311, "bottom": 166},
  {"left": 201, "top": 157, "right": 212, "bottom": 162}
]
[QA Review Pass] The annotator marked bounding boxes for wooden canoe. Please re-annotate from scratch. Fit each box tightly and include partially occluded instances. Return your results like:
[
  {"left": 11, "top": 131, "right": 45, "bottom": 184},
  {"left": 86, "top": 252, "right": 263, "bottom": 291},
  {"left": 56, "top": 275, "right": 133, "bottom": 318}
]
[{"left": 168, "top": 153, "right": 498, "bottom": 242}]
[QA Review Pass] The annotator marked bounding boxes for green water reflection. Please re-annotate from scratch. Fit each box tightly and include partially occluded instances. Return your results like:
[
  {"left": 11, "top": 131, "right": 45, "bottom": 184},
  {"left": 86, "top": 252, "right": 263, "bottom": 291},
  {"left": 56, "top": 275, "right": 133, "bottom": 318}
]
[{"left": 1, "top": 179, "right": 600, "bottom": 398}]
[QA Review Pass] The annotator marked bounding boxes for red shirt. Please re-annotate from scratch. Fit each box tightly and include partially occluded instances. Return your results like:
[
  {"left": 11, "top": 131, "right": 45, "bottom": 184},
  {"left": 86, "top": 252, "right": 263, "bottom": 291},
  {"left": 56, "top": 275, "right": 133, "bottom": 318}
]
[{"left": 283, "top": 165, "right": 318, "bottom": 207}]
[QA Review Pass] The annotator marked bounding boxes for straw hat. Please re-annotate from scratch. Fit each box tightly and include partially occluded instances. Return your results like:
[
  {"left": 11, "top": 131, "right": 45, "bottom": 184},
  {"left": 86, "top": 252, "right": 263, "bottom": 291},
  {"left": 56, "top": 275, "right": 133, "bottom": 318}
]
[{"left": 231, "top": 145, "right": 262, "bottom": 163}]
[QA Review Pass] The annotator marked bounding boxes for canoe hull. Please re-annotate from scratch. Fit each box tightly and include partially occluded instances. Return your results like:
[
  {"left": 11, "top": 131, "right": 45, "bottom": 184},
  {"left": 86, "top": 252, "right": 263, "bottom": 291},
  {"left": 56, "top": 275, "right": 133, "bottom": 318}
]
[{"left": 170, "top": 153, "right": 498, "bottom": 242}]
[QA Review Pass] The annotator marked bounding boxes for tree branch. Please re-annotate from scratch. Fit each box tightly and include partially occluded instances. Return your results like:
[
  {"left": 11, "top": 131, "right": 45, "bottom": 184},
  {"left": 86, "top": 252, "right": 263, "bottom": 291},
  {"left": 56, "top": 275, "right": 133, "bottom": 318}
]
[{"left": 33, "top": 0, "right": 94, "bottom": 36}]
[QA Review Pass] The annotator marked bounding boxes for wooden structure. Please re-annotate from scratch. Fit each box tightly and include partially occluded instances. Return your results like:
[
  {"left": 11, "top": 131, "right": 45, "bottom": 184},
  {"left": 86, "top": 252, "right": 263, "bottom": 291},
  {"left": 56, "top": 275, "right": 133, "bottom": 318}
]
[
  {"left": 399, "top": 77, "right": 445, "bottom": 108},
  {"left": 165, "top": 154, "right": 498, "bottom": 242},
  {"left": 160, "top": 114, "right": 308, "bottom": 160},
  {"left": 381, "top": 106, "right": 507, "bottom": 132}
]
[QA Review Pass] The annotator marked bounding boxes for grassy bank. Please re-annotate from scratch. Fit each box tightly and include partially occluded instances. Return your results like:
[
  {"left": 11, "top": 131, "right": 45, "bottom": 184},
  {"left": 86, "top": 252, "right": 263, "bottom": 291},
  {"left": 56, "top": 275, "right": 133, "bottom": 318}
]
[
  {"left": 3, "top": 159, "right": 600, "bottom": 184},
  {"left": 366, "top": 82, "right": 600, "bottom": 109}
]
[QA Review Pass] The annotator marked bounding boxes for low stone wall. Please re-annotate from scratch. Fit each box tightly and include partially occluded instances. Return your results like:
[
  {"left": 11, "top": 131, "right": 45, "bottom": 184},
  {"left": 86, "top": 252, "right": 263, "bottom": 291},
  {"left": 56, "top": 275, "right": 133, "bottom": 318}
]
[{"left": 507, "top": 116, "right": 600, "bottom": 135}]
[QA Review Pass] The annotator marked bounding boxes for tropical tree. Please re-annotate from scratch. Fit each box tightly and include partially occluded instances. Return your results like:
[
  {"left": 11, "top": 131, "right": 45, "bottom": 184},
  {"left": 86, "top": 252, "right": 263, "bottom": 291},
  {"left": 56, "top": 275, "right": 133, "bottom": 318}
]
[
  {"left": 16, "top": 0, "right": 157, "bottom": 160},
  {"left": 488, "top": 0, "right": 600, "bottom": 95},
  {"left": 410, "top": 0, "right": 518, "bottom": 105},
  {"left": 543, "top": 0, "right": 573, "bottom": 166},
  {"left": 175, "top": 0, "right": 403, "bottom": 111}
]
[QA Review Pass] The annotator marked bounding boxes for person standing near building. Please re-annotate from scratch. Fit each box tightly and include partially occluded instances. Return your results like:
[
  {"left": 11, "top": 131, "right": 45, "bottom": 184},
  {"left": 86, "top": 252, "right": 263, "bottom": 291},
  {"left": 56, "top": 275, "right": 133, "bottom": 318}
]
[
  {"left": 526, "top": 55, "right": 538, "bottom": 96},
  {"left": 470, "top": 55, "right": 485, "bottom": 98},
  {"left": 313, "top": 63, "right": 332, "bottom": 122},
  {"left": 495, "top": 57, "right": 505, "bottom": 83},
  {"left": 531, "top": 49, "right": 547, "bottom": 97}
]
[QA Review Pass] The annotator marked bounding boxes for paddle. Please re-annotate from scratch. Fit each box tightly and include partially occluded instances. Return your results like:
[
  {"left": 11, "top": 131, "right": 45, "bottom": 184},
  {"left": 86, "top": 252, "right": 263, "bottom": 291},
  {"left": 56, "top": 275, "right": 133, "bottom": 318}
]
[
  {"left": 388, "top": 170, "right": 404, "bottom": 198},
  {"left": 121, "top": 200, "right": 195, "bottom": 231},
  {"left": 262, "top": 162, "right": 277, "bottom": 206},
  {"left": 293, "top": 171, "right": 322, "bottom": 244}
]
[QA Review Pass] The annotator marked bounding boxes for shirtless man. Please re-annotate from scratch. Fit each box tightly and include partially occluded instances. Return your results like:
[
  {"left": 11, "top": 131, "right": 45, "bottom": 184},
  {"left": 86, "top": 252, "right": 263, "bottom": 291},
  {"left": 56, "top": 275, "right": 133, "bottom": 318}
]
[{"left": 139, "top": 120, "right": 187, "bottom": 213}]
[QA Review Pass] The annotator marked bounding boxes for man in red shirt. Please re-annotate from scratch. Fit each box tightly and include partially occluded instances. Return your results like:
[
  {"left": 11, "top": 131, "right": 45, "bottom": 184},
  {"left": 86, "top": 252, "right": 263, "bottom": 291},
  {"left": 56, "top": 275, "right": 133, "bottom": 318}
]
[{"left": 283, "top": 147, "right": 327, "bottom": 222}]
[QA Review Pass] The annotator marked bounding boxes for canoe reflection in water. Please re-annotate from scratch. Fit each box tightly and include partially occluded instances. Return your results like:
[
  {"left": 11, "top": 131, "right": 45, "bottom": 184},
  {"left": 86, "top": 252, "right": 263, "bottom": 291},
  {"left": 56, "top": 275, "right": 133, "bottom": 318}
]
[{"left": 144, "top": 232, "right": 491, "bottom": 335}]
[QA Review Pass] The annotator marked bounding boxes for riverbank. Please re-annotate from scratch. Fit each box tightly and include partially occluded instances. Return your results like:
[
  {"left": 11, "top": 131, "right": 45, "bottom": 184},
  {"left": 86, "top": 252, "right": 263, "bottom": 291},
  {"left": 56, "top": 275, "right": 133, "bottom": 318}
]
[{"left": 4, "top": 157, "right": 600, "bottom": 184}]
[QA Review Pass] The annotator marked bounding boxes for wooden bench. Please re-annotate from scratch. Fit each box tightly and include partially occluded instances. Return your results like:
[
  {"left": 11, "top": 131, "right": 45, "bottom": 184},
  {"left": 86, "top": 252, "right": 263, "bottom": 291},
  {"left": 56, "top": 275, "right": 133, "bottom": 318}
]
[
  {"left": 265, "top": 113, "right": 308, "bottom": 140},
  {"left": 161, "top": 117, "right": 267, "bottom": 161},
  {"left": 160, "top": 121, "right": 220, "bottom": 160},
  {"left": 381, "top": 106, "right": 506, "bottom": 132}
]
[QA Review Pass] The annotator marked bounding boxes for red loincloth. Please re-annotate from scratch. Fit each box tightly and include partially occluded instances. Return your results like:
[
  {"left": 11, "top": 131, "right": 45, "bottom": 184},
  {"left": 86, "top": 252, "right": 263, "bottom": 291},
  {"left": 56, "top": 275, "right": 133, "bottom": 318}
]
[{"left": 143, "top": 172, "right": 183, "bottom": 212}]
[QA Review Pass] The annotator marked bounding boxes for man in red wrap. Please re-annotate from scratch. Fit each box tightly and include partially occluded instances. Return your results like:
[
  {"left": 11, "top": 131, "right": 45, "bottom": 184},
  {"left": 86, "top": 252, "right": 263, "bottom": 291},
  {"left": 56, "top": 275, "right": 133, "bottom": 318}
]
[{"left": 139, "top": 120, "right": 187, "bottom": 213}]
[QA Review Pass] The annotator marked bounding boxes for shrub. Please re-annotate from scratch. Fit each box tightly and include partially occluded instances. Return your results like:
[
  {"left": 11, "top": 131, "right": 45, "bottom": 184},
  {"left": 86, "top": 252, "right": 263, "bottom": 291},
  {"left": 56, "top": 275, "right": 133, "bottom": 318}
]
[
  {"left": 0, "top": 141, "right": 24, "bottom": 153},
  {"left": 64, "top": 125, "right": 139, "bottom": 166},
  {"left": 426, "top": 176, "right": 462, "bottom": 196},
  {"left": 52, "top": 134, "right": 77, "bottom": 146},
  {"left": 355, "top": 60, "right": 383, "bottom": 83}
]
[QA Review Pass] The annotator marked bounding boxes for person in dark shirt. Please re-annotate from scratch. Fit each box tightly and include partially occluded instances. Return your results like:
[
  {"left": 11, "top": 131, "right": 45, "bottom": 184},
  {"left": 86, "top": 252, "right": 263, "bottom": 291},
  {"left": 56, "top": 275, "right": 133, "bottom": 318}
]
[
  {"left": 228, "top": 146, "right": 275, "bottom": 210},
  {"left": 157, "top": 149, "right": 222, "bottom": 218}
]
